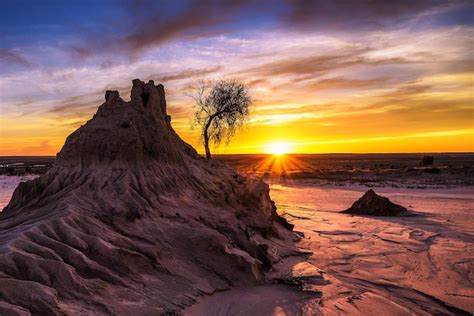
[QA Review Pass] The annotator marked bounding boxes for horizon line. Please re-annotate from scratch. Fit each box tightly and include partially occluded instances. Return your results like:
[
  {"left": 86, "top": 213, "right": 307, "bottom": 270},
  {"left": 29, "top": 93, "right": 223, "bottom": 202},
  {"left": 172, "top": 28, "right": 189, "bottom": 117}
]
[{"left": 1, "top": 151, "right": 473, "bottom": 158}]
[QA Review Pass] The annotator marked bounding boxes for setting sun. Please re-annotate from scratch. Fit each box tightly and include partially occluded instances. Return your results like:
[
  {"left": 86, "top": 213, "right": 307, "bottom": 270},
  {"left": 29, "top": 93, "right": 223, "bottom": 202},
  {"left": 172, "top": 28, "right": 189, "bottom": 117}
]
[
  {"left": 266, "top": 142, "right": 292, "bottom": 156},
  {"left": 0, "top": 1, "right": 472, "bottom": 314}
]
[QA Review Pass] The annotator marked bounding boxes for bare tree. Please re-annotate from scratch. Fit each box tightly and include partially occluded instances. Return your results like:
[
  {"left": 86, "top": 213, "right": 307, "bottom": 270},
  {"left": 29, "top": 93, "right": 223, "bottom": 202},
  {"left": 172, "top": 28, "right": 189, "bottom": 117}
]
[{"left": 189, "top": 79, "right": 251, "bottom": 159}]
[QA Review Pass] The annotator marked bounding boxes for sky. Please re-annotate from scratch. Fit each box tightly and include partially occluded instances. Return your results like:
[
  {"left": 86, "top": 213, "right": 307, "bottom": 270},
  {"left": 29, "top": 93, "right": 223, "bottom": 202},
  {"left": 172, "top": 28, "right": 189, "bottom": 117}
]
[{"left": 0, "top": 0, "right": 473, "bottom": 155}]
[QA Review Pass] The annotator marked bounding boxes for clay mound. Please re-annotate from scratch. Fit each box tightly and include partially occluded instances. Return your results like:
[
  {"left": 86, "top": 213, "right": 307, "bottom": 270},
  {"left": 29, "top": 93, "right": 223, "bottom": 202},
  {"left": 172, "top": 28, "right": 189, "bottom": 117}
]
[
  {"left": 0, "top": 79, "right": 297, "bottom": 315},
  {"left": 341, "top": 189, "right": 408, "bottom": 216}
]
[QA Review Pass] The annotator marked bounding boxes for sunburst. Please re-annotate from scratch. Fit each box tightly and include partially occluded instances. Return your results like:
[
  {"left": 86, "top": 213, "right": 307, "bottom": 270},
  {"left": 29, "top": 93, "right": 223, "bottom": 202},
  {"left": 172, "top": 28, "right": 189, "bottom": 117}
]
[{"left": 266, "top": 142, "right": 292, "bottom": 156}]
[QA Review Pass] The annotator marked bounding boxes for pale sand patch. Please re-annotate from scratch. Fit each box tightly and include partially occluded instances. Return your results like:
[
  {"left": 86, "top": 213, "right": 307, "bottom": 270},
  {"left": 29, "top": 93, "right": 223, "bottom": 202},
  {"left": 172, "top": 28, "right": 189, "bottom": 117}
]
[
  {"left": 0, "top": 175, "right": 38, "bottom": 210},
  {"left": 185, "top": 184, "right": 473, "bottom": 315},
  {"left": 274, "top": 184, "right": 474, "bottom": 314}
]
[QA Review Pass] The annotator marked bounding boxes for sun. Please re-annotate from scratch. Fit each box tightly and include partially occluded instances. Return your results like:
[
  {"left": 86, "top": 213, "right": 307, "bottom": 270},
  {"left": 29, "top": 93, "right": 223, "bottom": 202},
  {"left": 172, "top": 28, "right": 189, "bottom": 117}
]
[{"left": 266, "top": 142, "right": 292, "bottom": 156}]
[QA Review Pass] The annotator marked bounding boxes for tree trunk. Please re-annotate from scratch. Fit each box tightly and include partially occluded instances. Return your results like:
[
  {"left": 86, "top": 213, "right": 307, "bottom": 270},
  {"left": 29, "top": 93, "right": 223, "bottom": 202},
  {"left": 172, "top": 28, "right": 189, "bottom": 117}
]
[
  {"left": 203, "top": 117, "right": 213, "bottom": 160},
  {"left": 204, "top": 129, "right": 211, "bottom": 160}
]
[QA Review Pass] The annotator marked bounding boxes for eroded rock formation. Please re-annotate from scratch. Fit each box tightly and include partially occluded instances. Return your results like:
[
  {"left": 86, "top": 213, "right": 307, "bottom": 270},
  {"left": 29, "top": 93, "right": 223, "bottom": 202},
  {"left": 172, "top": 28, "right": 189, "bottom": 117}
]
[
  {"left": 0, "top": 79, "right": 297, "bottom": 315},
  {"left": 341, "top": 189, "right": 408, "bottom": 216}
]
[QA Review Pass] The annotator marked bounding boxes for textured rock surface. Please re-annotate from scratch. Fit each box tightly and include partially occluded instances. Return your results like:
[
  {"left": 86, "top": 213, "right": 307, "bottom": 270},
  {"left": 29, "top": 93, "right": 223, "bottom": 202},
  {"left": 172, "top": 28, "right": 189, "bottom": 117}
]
[
  {"left": 0, "top": 79, "right": 298, "bottom": 315},
  {"left": 341, "top": 189, "right": 408, "bottom": 216}
]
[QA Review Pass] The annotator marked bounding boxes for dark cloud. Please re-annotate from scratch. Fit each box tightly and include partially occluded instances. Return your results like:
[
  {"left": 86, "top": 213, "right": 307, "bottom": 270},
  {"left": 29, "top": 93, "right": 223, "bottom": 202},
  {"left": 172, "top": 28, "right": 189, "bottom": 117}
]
[
  {"left": 282, "top": 0, "right": 464, "bottom": 31},
  {"left": 244, "top": 51, "right": 366, "bottom": 77},
  {"left": 254, "top": 103, "right": 327, "bottom": 116},
  {"left": 2, "top": 0, "right": 470, "bottom": 67},
  {"left": 12, "top": 97, "right": 34, "bottom": 108},
  {"left": 353, "top": 82, "right": 471, "bottom": 123},
  {"left": 306, "top": 77, "right": 386, "bottom": 91},
  {"left": 52, "top": 120, "right": 88, "bottom": 129},
  {"left": 338, "top": 83, "right": 435, "bottom": 115},
  {"left": 0, "top": 48, "right": 31, "bottom": 68},
  {"left": 246, "top": 78, "right": 268, "bottom": 88},
  {"left": 383, "top": 84, "right": 433, "bottom": 98},
  {"left": 122, "top": 0, "right": 252, "bottom": 53},
  {"left": 69, "top": 0, "right": 258, "bottom": 60},
  {"left": 167, "top": 105, "right": 192, "bottom": 118},
  {"left": 242, "top": 49, "right": 417, "bottom": 80},
  {"left": 69, "top": 46, "right": 94, "bottom": 60},
  {"left": 45, "top": 66, "right": 221, "bottom": 118},
  {"left": 65, "top": 0, "right": 470, "bottom": 61},
  {"left": 47, "top": 93, "right": 102, "bottom": 121},
  {"left": 152, "top": 66, "right": 222, "bottom": 82}
]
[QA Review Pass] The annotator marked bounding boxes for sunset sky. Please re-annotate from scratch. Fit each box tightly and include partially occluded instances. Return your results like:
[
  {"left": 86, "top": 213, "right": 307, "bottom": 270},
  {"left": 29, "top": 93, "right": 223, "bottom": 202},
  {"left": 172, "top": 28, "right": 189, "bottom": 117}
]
[{"left": 1, "top": 0, "right": 473, "bottom": 155}]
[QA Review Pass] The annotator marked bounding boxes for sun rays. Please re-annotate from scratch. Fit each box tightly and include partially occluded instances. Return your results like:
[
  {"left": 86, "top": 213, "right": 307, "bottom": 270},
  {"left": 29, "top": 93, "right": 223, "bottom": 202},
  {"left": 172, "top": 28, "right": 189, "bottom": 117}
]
[
  {"left": 251, "top": 153, "right": 315, "bottom": 184},
  {"left": 259, "top": 142, "right": 315, "bottom": 183},
  {"left": 265, "top": 142, "right": 293, "bottom": 156}
]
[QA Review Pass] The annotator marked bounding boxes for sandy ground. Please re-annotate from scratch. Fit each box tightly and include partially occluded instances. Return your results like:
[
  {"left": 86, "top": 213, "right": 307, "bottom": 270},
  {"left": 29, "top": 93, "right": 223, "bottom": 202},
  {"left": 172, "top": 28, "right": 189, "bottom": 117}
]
[
  {"left": 0, "top": 175, "right": 37, "bottom": 210},
  {"left": 186, "top": 184, "right": 474, "bottom": 315},
  {"left": 2, "top": 177, "right": 473, "bottom": 314}
]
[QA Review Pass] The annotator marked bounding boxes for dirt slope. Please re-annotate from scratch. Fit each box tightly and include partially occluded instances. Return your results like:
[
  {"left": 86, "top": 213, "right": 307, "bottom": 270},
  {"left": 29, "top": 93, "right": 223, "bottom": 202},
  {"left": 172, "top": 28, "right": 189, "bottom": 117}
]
[{"left": 0, "top": 79, "right": 297, "bottom": 315}]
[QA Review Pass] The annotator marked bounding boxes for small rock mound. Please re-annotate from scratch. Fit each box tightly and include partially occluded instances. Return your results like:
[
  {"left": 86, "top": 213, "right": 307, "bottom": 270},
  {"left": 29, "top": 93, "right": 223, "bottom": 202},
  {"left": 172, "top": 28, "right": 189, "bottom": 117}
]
[{"left": 341, "top": 189, "right": 407, "bottom": 216}]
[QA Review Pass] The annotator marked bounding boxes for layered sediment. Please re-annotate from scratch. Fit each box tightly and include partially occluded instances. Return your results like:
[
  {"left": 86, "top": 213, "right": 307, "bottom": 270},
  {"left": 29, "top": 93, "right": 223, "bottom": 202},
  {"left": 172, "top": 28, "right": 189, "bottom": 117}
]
[{"left": 0, "top": 79, "right": 297, "bottom": 315}]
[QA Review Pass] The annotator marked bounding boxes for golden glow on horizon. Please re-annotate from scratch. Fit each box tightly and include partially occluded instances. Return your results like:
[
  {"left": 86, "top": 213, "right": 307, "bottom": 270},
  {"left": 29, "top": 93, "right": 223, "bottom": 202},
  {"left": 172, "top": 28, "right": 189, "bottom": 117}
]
[
  {"left": 266, "top": 142, "right": 293, "bottom": 156},
  {"left": 0, "top": 30, "right": 472, "bottom": 155},
  {"left": 250, "top": 153, "right": 315, "bottom": 183}
]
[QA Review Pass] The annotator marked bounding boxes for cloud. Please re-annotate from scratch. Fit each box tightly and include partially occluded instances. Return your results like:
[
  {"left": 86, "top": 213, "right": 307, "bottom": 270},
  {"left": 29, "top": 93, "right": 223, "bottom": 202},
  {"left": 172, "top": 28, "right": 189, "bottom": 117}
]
[
  {"left": 122, "top": 0, "right": 248, "bottom": 52},
  {"left": 151, "top": 66, "right": 223, "bottom": 82},
  {"left": 69, "top": 0, "right": 259, "bottom": 60},
  {"left": 305, "top": 77, "right": 386, "bottom": 91},
  {"left": 244, "top": 51, "right": 366, "bottom": 77},
  {"left": 52, "top": 120, "right": 88, "bottom": 129},
  {"left": 47, "top": 93, "right": 103, "bottom": 121},
  {"left": 241, "top": 49, "right": 421, "bottom": 80},
  {"left": 2, "top": 0, "right": 471, "bottom": 69},
  {"left": 71, "top": 0, "right": 464, "bottom": 62},
  {"left": 0, "top": 49, "right": 31, "bottom": 69},
  {"left": 282, "top": 0, "right": 466, "bottom": 31},
  {"left": 1, "top": 2, "right": 471, "bottom": 155},
  {"left": 294, "top": 128, "right": 474, "bottom": 146},
  {"left": 39, "top": 66, "right": 221, "bottom": 121},
  {"left": 381, "top": 84, "right": 433, "bottom": 98}
]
